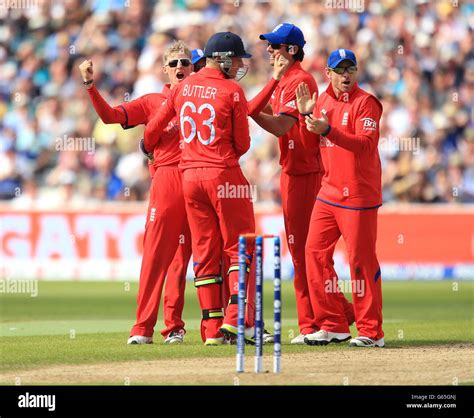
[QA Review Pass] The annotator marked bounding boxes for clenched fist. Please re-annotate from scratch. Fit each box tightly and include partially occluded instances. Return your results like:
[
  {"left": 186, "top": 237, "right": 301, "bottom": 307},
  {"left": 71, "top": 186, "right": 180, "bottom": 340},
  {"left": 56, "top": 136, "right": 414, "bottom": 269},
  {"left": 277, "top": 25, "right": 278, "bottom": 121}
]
[{"left": 79, "top": 59, "right": 94, "bottom": 83}]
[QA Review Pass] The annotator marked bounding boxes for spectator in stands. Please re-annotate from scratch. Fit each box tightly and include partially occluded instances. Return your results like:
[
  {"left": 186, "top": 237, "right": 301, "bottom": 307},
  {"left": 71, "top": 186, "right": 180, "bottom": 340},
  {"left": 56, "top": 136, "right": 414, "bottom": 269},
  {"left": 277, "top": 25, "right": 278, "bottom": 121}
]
[{"left": 0, "top": 0, "right": 472, "bottom": 206}]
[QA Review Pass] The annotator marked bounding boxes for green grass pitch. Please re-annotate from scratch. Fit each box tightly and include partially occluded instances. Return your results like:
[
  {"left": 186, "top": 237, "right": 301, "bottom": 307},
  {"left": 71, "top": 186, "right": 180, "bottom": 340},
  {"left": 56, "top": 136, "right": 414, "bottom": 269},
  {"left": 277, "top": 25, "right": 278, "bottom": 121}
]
[{"left": 0, "top": 280, "right": 473, "bottom": 372}]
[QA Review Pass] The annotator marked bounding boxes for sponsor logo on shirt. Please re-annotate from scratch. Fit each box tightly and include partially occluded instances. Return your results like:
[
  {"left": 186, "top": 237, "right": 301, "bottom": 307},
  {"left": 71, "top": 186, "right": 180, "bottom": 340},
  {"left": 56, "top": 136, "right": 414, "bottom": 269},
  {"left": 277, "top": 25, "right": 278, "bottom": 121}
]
[
  {"left": 150, "top": 208, "right": 156, "bottom": 222},
  {"left": 160, "top": 120, "right": 179, "bottom": 140},
  {"left": 320, "top": 137, "right": 335, "bottom": 147},
  {"left": 165, "top": 120, "right": 178, "bottom": 133},
  {"left": 233, "top": 92, "right": 240, "bottom": 102},
  {"left": 361, "top": 117, "right": 377, "bottom": 131}
]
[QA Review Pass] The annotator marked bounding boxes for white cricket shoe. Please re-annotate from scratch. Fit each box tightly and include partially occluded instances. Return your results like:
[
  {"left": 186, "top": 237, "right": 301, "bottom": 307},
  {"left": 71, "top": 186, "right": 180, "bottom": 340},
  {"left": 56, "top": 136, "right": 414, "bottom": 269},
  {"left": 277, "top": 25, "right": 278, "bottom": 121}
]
[
  {"left": 349, "top": 336, "right": 385, "bottom": 348},
  {"left": 290, "top": 334, "right": 307, "bottom": 345},
  {"left": 127, "top": 335, "right": 153, "bottom": 345},
  {"left": 263, "top": 329, "right": 274, "bottom": 344},
  {"left": 164, "top": 329, "right": 185, "bottom": 344},
  {"left": 304, "top": 330, "right": 351, "bottom": 346}
]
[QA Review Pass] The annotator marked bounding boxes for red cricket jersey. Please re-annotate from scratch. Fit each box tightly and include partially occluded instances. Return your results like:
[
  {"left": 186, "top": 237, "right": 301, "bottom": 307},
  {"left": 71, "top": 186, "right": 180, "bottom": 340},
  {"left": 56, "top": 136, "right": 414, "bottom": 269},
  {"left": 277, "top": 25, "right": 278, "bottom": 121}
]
[
  {"left": 145, "top": 68, "right": 250, "bottom": 169},
  {"left": 121, "top": 84, "right": 181, "bottom": 168},
  {"left": 314, "top": 82, "right": 383, "bottom": 209},
  {"left": 271, "top": 62, "right": 321, "bottom": 175}
]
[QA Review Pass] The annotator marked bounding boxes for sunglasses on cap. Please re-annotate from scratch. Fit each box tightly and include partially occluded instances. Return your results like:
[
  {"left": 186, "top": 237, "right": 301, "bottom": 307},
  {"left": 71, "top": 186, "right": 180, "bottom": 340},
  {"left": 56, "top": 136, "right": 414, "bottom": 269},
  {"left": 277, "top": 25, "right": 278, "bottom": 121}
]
[
  {"left": 329, "top": 66, "right": 358, "bottom": 75},
  {"left": 167, "top": 59, "right": 191, "bottom": 68}
]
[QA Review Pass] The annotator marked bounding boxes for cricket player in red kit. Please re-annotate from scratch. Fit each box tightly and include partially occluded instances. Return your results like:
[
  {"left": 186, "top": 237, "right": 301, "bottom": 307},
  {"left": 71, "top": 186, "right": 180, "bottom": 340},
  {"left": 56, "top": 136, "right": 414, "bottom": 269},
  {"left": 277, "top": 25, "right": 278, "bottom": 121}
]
[
  {"left": 219, "top": 53, "right": 292, "bottom": 344},
  {"left": 79, "top": 41, "right": 194, "bottom": 345},
  {"left": 297, "top": 49, "right": 384, "bottom": 348},
  {"left": 253, "top": 24, "right": 355, "bottom": 344},
  {"left": 144, "top": 32, "right": 257, "bottom": 345}
]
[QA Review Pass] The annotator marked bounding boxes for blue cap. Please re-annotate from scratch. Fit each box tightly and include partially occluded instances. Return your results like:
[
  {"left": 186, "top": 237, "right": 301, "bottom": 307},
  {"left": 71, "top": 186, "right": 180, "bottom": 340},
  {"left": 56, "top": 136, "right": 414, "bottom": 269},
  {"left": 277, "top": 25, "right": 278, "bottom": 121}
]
[
  {"left": 327, "top": 49, "right": 357, "bottom": 68},
  {"left": 191, "top": 48, "right": 205, "bottom": 65},
  {"left": 259, "top": 23, "right": 305, "bottom": 47}
]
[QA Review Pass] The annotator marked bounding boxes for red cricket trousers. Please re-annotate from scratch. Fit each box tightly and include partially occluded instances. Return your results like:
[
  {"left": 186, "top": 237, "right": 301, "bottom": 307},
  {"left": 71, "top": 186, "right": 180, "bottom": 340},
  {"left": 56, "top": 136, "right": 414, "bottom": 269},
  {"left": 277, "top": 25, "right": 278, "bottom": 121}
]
[
  {"left": 281, "top": 171, "right": 320, "bottom": 334},
  {"left": 281, "top": 172, "right": 355, "bottom": 334},
  {"left": 131, "top": 165, "right": 192, "bottom": 338},
  {"left": 305, "top": 199, "right": 383, "bottom": 339},
  {"left": 161, "top": 236, "right": 192, "bottom": 338},
  {"left": 183, "top": 166, "right": 255, "bottom": 340}
]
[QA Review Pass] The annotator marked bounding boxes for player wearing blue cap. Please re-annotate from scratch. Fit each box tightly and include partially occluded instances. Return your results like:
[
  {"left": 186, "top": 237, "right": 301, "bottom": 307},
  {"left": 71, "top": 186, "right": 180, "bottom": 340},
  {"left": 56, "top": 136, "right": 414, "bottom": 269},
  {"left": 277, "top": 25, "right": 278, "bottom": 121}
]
[
  {"left": 253, "top": 23, "right": 355, "bottom": 344},
  {"left": 296, "top": 48, "right": 385, "bottom": 347},
  {"left": 191, "top": 48, "right": 206, "bottom": 72}
]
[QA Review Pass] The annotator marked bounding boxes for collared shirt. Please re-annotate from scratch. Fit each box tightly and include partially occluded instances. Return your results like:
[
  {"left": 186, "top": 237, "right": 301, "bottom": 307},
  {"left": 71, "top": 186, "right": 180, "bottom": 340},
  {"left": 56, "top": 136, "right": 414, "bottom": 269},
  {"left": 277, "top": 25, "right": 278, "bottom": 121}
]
[
  {"left": 315, "top": 82, "right": 383, "bottom": 209},
  {"left": 271, "top": 61, "right": 322, "bottom": 175},
  {"left": 145, "top": 68, "right": 250, "bottom": 170}
]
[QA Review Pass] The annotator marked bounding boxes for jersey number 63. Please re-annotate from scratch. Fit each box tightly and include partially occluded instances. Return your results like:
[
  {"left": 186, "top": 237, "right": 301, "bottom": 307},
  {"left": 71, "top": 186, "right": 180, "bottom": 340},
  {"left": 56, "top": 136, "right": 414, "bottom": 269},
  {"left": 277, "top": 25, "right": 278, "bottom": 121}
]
[{"left": 180, "top": 101, "right": 216, "bottom": 145}]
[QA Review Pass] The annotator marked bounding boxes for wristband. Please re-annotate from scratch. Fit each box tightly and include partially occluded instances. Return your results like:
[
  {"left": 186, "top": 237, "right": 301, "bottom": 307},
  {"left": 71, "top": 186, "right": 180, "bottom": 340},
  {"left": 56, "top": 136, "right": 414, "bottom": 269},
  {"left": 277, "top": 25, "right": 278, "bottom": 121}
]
[
  {"left": 299, "top": 112, "right": 312, "bottom": 117},
  {"left": 83, "top": 79, "right": 94, "bottom": 86},
  {"left": 322, "top": 124, "right": 331, "bottom": 137}
]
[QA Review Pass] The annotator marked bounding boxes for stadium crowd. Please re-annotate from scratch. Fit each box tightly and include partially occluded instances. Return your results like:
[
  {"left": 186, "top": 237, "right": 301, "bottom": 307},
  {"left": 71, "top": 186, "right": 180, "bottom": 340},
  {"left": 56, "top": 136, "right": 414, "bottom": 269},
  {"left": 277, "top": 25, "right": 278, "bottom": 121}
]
[{"left": 1, "top": 0, "right": 473, "bottom": 208}]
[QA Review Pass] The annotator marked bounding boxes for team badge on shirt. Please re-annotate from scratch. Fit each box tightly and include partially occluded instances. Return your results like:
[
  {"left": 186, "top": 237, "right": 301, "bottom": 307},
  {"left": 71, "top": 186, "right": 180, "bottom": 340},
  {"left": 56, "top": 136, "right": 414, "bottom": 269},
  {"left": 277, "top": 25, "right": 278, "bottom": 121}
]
[
  {"left": 149, "top": 207, "right": 156, "bottom": 222},
  {"left": 342, "top": 112, "right": 349, "bottom": 126}
]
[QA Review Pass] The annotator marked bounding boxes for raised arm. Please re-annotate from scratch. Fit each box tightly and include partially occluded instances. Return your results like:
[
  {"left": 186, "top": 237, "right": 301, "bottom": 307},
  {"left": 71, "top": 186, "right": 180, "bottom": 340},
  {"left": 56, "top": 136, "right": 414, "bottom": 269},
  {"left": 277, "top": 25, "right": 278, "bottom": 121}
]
[
  {"left": 251, "top": 112, "right": 296, "bottom": 138},
  {"left": 247, "top": 78, "right": 279, "bottom": 117},
  {"left": 247, "top": 54, "right": 290, "bottom": 117},
  {"left": 252, "top": 70, "right": 316, "bottom": 138},
  {"left": 305, "top": 96, "right": 383, "bottom": 154},
  {"left": 79, "top": 59, "right": 127, "bottom": 125}
]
